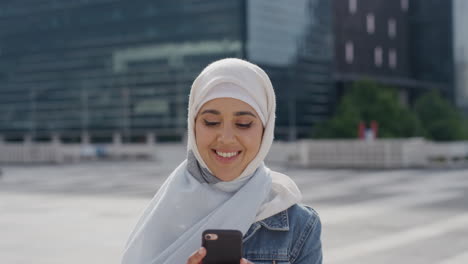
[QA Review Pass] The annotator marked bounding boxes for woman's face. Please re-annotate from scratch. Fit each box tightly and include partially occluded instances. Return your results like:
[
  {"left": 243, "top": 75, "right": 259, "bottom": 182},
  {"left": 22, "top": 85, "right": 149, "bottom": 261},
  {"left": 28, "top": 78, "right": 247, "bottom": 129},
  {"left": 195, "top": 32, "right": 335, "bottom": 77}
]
[{"left": 195, "top": 97, "right": 264, "bottom": 181}]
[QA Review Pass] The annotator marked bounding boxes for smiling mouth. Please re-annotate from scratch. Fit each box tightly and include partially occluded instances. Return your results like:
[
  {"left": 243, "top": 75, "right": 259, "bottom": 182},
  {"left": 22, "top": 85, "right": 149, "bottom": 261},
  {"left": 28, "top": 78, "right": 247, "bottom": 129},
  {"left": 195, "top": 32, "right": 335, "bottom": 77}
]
[{"left": 212, "top": 149, "right": 241, "bottom": 158}]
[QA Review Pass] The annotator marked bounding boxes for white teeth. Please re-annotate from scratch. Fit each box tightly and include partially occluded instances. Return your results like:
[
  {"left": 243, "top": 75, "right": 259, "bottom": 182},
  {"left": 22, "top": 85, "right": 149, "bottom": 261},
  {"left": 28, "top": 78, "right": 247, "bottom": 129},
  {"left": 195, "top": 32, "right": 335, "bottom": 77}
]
[{"left": 216, "top": 151, "right": 239, "bottom": 158}]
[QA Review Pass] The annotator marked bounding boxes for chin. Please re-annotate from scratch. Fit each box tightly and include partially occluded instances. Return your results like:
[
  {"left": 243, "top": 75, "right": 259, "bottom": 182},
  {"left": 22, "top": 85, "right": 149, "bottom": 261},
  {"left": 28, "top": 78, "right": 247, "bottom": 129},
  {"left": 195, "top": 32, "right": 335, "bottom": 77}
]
[
  {"left": 211, "top": 168, "right": 236, "bottom": 181},
  {"left": 218, "top": 174, "right": 239, "bottom": 182}
]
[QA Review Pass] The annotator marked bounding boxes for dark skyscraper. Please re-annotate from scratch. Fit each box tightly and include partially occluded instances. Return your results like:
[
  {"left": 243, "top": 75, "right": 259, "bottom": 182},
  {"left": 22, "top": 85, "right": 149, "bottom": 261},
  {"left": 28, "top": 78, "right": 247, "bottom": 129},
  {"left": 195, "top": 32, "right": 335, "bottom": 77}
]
[
  {"left": 409, "top": 0, "right": 455, "bottom": 100},
  {"left": 332, "top": 0, "right": 454, "bottom": 105}
]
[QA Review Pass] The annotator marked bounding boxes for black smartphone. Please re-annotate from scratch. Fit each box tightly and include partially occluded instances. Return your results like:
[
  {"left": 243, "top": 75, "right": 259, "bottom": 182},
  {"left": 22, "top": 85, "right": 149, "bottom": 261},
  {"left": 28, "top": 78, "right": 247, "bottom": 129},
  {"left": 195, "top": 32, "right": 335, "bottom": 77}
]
[{"left": 202, "top": 229, "right": 243, "bottom": 264}]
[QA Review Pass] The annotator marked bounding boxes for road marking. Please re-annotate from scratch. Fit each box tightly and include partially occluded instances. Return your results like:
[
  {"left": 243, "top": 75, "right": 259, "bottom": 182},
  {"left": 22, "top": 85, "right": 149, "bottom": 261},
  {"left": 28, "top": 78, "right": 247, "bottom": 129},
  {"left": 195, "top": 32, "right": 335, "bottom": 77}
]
[
  {"left": 314, "top": 191, "right": 462, "bottom": 225},
  {"left": 300, "top": 171, "right": 411, "bottom": 200},
  {"left": 329, "top": 212, "right": 468, "bottom": 263},
  {"left": 301, "top": 169, "right": 468, "bottom": 202},
  {"left": 290, "top": 171, "right": 352, "bottom": 185},
  {"left": 438, "top": 251, "right": 468, "bottom": 264},
  {"left": 374, "top": 173, "right": 468, "bottom": 194}
]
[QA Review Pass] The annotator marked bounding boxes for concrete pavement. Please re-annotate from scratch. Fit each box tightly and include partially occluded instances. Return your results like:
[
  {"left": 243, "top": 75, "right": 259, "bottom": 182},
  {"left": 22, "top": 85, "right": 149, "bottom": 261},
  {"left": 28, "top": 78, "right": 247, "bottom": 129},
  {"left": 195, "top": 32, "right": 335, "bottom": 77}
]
[{"left": 0, "top": 161, "right": 467, "bottom": 264}]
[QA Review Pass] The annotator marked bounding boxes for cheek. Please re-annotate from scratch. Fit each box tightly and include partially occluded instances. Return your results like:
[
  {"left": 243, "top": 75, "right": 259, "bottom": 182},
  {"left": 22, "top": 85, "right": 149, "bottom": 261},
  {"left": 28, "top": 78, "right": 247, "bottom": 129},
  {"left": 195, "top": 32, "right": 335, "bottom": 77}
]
[
  {"left": 195, "top": 122, "right": 211, "bottom": 148},
  {"left": 243, "top": 127, "right": 263, "bottom": 154},
  {"left": 194, "top": 122, "right": 203, "bottom": 146}
]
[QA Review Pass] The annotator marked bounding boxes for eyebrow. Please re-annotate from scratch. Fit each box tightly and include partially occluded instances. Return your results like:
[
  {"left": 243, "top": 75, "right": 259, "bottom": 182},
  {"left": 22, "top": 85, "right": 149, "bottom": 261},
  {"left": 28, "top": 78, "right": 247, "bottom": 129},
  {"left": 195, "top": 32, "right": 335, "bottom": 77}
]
[
  {"left": 234, "top": 111, "right": 256, "bottom": 118},
  {"left": 200, "top": 109, "right": 221, "bottom": 115},
  {"left": 200, "top": 109, "right": 257, "bottom": 118}
]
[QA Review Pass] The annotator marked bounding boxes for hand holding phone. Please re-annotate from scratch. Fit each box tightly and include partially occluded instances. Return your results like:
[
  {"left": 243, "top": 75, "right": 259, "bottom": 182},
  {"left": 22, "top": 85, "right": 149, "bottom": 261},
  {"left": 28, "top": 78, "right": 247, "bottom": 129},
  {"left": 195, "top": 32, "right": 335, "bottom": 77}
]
[{"left": 201, "top": 229, "right": 242, "bottom": 264}]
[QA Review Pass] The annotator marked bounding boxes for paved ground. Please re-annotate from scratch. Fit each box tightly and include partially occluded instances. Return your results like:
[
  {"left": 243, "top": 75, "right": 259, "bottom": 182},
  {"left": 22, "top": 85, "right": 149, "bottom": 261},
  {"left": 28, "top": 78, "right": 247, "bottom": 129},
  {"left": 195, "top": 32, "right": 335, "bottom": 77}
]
[{"left": 0, "top": 158, "right": 467, "bottom": 264}]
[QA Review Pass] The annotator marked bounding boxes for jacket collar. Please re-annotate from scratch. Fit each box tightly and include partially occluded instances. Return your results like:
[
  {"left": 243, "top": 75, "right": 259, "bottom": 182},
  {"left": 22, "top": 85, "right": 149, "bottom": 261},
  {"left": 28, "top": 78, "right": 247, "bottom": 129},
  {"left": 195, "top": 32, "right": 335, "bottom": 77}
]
[
  {"left": 259, "top": 209, "right": 289, "bottom": 231},
  {"left": 243, "top": 209, "right": 289, "bottom": 242}
]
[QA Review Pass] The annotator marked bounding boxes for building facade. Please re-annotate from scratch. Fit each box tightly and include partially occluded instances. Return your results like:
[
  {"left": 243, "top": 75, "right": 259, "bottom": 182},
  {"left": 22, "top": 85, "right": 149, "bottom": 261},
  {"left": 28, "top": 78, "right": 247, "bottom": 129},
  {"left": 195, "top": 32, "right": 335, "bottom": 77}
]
[
  {"left": 409, "top": 0, "right": 454, "bottom": 99},
  {"left": 453, "top": 0, "right": 468, "bottom": 111},
  {"left": 333, "top": 0, "right": 412, "bottom": 102},
  {"left": 247, "top": 0, "right": 333, "bottom": 139},
  {"left": 0, "top": 0, "right": 333, "bottom": 143},
  {"left": 334, "top": 0, "right": 411, "bottom": 80},
  {"left": 333, "top": 0, "right": 456, "bottom": 106}
]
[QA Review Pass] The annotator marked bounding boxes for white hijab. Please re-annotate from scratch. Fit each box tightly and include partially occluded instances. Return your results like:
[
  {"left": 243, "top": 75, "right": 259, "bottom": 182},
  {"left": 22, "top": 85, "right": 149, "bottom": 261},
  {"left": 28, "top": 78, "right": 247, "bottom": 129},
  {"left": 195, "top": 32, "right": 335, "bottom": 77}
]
[{"left": 121, "top": 58, "right": 301, "bottom": 264}]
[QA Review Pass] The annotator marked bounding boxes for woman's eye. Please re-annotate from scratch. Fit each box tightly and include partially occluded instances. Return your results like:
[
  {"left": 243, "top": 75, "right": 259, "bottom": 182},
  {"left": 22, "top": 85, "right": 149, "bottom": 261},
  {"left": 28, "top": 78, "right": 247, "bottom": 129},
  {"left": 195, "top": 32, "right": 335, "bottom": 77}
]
[
  {"left": 204, "top": 120, "right": 220, "bottom": 126},
  {"left": 236, "top": 122, "right": 252, "bottom": 128}
]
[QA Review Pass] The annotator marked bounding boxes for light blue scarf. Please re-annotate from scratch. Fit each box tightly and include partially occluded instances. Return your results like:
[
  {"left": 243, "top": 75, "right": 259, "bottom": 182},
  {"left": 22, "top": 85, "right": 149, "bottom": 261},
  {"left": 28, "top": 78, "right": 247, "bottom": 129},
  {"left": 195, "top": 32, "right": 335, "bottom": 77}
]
[
  {"left": 121, "top": 159, "right": 272, "bottom": 264},
  {"left": 186, "top": 150, "right": 221, "bottom": 184}
]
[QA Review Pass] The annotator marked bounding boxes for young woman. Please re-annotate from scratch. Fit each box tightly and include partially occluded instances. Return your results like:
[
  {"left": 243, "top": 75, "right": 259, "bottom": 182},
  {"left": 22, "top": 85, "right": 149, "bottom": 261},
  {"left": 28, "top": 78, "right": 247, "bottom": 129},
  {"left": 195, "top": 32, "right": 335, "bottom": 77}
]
[{"left": 122, "top": 58, "right": 322, "bottom": 264}]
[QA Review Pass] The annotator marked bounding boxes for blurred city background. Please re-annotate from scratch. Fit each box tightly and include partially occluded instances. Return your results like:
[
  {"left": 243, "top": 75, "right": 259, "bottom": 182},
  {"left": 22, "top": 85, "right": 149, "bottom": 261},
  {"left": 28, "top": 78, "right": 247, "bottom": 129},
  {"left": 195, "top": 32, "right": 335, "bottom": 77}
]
[{"left": 0, "top": 0, "right": 467, "bottom": 263}]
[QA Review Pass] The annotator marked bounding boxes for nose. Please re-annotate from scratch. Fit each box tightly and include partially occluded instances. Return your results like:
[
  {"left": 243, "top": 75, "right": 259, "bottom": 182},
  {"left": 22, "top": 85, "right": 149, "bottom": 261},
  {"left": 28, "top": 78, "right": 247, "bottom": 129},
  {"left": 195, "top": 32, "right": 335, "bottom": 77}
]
[{"left": 217, "top": 124, "right": 236, "bottom": 144}]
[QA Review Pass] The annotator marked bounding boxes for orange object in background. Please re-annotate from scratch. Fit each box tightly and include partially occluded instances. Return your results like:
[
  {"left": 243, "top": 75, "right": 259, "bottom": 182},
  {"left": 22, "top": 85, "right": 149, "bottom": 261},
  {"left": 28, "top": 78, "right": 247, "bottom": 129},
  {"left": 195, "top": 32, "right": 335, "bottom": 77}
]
[
  {"left": 370, "top": 120, "right": 379, "bottom": 138},
  {"left": 358, "top": 121, "right": 366, "bottom": 139},
  {"left": 358, "top": 121, "right": 379, "bottom": 140}
]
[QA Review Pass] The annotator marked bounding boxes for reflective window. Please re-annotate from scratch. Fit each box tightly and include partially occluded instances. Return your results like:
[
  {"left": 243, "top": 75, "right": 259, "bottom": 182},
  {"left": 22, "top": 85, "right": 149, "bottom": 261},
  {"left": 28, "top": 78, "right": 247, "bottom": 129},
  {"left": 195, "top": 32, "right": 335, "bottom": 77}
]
[
  {"left": 345, "top": 41, "right": 354, "bottom": 64},
  {"left": 366, "top": 13, "right": 375, "bottom": 34},
  {"left": 374, "top": 46, "right": 383, "bottom": 67},
  {"left": 401, "top": 0, "right": 409, "bottom": 11},
  {"left": 389, "top": 48, "right": 397, "bottom": 68},
  {"left": 388, "top": 18, "right": 397, "bottom": 38},
  {"left": 349, "top": 0, "right": 357, "bottom": 14}
]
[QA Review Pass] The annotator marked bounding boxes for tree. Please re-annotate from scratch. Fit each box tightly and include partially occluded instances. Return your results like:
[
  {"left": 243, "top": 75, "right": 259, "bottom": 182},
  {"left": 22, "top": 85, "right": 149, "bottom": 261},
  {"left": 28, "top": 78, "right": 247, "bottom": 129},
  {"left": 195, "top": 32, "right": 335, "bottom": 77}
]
[
  {"left": 314, "top": 80, "right": 425, "bottom": 138},
  {"left": 413, "top": 90, "right": 468, "bottom": 141}
]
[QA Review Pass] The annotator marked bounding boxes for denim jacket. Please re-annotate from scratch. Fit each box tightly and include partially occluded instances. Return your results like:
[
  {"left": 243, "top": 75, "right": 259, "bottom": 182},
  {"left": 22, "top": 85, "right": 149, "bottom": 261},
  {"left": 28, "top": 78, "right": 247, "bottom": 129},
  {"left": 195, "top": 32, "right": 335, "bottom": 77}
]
[{"left": 242, "top": 204, "right": 322, "bottom": 264}]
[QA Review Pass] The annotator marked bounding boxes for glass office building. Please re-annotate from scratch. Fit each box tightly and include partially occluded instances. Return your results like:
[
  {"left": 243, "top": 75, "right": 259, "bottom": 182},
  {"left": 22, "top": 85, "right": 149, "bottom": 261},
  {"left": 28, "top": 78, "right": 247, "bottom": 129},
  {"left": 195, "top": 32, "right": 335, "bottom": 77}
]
[
  {"left": 0, "top": 0, "right": 333, "bottom": 142},
  {"left": 453, "top": 0, "right": 468, "bottom": 110},
  {"left": 409, "top": 0, "right": 455, "bottom": 99}
]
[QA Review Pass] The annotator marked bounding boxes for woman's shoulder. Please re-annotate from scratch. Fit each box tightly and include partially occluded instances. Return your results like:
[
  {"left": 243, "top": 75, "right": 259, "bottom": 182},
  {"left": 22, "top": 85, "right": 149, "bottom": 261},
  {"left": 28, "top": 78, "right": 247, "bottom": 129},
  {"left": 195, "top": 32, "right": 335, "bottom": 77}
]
[
  {"left": 287, "top": 203, "right": 319, "bottom": 219},
  {"left": 285, "top": 204, "right": 321, "bottom": 243},
  {"left": 286, "top": 203, "right": 321, "bottom": 228},
  {"left": 243, "top": 204, "right": 322, "bottom": 263},
  {"left": 254, "top": 203, "right": 320, "bottom": 233}
]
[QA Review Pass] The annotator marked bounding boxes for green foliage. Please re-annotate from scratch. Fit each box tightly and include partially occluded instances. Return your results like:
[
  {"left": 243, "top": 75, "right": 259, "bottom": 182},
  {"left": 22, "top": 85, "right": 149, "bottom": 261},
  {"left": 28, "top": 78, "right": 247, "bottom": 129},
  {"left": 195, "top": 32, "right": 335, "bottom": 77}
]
[
  {"left": 313, "top": 94, "right": 360, "bottom": 138},
  {"left": 413, "top": 90, "right": 468, "bottom": 141},
  {"left": 314, "top": 80, "right": 468, "bottom": 141},
  {"left": 314, "top": 80, "right": 425, "bottom": 139}
]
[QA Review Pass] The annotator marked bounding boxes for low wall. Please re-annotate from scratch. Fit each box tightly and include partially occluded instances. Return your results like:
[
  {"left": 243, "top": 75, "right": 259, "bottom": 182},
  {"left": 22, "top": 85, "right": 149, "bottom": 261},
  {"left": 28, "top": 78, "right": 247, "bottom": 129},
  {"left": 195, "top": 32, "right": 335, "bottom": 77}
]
[
  {"left": 0, "top": 142, "right": 156, "bottom": 164},
  {"left": 2, "top": 139, "right": 468, "bottom": 168},
  {"left": 288, "top": 139, "right": 468, "bottom": 168},
  {"left": 0, "top": 143, "right": 62, "bottom": 163}
]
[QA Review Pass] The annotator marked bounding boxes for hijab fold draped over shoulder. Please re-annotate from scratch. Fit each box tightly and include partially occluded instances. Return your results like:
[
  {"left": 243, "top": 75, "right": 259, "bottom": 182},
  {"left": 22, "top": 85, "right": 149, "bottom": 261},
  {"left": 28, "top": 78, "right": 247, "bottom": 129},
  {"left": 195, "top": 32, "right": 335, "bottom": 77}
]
[{"left": 121, "top": 58, "right": 302, "bottom": 264}]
